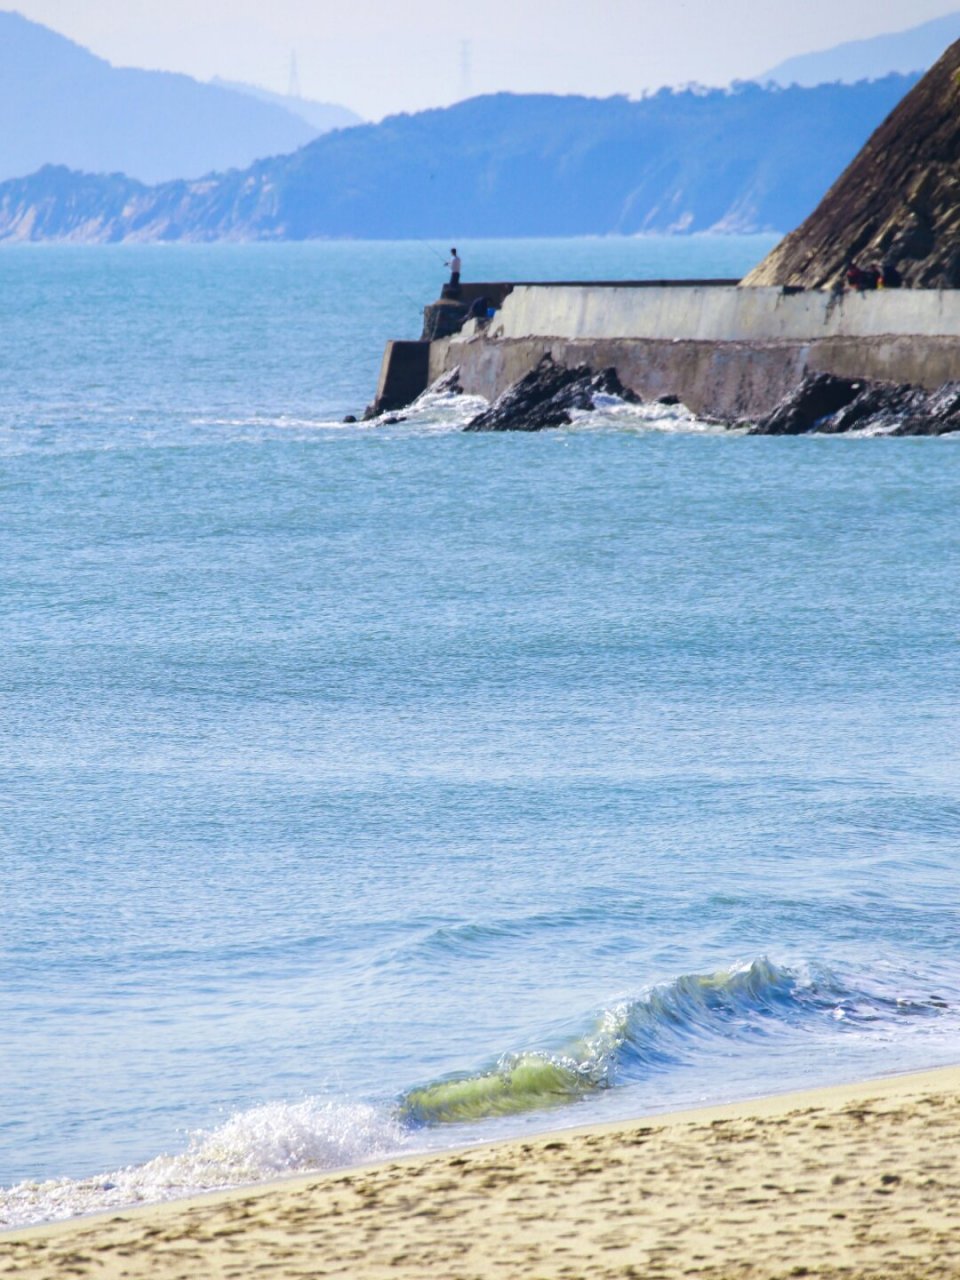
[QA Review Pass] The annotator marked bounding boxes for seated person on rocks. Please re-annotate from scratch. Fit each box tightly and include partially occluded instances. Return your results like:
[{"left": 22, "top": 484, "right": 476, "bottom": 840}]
[
  {"left": 845, "top": 261, "right": 879, "bottom": 291},
  {"left": 465, "top": 295, "right": 492, "bottom": 327}
]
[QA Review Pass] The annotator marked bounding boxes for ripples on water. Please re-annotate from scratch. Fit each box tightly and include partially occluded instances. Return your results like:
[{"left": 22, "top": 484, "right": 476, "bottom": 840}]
[{"left": 1, "top": 240, "right": 959, "bottom": 1227}]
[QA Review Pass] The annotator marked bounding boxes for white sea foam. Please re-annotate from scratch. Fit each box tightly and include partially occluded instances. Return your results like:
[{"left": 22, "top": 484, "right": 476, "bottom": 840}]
[
  {"left": 371, "top": 377, "right": 727, "bottom": 437},
  {"left": 567, "top": 394, "right": 729, "bottom": 434},
  {"left": 376, "top": 374, "right": 490, "bottom": 432},
  {"left": 0, "top": 1099, "right": 407, "bottom": 1231},
  {"left": 193, "top": 375, "right": 730, "bottom": 438}
]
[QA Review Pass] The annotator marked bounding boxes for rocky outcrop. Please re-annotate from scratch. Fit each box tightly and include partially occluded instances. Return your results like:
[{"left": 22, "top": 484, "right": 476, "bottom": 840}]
[
  {"left": 749, "top": 372, "right": 960, "bottom": 435},
  {"left": 453, "top": 356, "right": 960, "bottom": 436},
  {"left": 464, "top": 357, "right": 638, "bottom": 432},
  {"left": 744, "top": 39, "right": 960, "bottom": 289},
  {"left": 0, "top": 11, "right": 323, "bottom": 186}
]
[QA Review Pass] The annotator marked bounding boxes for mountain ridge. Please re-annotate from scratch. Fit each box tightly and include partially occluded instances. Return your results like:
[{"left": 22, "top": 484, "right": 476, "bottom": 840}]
[
  {"left": 0, "top": 77, "right": 920, "bottom": 243},
  {"left": 759, "top": 12, "right": 960, "bottom": 86},
  {"left": 0, "top": 10, "right": 358, "bottom": 183},
  {"left": 210, "top": 79, "right": 363, "bottom": 133}
]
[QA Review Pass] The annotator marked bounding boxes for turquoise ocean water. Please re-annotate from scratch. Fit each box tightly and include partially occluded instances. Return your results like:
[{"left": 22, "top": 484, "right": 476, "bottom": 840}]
[{"left": 3, "top": 237, "right": 960, "bottom": 1227}]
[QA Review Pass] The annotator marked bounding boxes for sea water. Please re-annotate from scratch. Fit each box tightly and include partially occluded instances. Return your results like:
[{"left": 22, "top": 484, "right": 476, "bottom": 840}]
[{"left": 2, "top": 237, "right": 960, "bottom": 1228}]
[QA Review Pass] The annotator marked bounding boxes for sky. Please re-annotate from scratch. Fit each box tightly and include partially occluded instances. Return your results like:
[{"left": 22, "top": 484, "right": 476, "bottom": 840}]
[{"left": 10, "top": 0, "right": 960, "bottom": 119}]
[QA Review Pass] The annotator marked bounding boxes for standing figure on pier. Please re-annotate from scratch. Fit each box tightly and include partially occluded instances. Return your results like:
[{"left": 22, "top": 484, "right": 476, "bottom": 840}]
[{"left": 446, "top": 248, "right": 462, "bottom": 292}]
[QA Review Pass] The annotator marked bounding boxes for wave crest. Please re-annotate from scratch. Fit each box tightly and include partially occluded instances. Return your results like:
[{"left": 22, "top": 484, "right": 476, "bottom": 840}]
[{"left": 399, "top": 958, "right": 946, "bottom": 1126}]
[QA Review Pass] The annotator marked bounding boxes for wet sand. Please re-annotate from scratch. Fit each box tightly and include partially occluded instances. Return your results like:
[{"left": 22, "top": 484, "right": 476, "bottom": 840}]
[{"left": 3, "top": 1066, "right": 960, "bottom": 1279}]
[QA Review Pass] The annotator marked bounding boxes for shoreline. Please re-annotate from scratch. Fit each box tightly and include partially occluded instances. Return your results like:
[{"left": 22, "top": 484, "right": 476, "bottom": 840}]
[{"left": 4, "top": 1064, "right": 960, "bottom": 1278}]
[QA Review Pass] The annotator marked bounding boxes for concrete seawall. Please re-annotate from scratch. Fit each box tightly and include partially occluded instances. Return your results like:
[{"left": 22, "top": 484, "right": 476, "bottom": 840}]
[
  {"left": 372, "top": 284, "right": 960, "bottom": 422},
  {"left": 492, "top": 284, "right": 960, "bottom": 343}
]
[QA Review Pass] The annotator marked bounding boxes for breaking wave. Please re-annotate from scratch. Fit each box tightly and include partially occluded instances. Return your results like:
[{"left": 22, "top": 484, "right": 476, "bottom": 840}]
[
  {"left": 399, "top": 958, "right": 949, "bottom": 1125},
  {"left": 0, "top": 1100, "right": 406, "bottom": 1231},
  {"left": 2, "top": 958, "right": 949, "bottom": 1229},
  {"left": 366, "top": 369, "right": 725, "bottom": 436}
]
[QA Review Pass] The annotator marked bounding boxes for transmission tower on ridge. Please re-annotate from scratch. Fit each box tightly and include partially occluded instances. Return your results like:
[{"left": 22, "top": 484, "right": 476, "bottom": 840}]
[
  {"left": 288, "top": 51, "right": 302, "bottom": 100},
  {"left": 459, "top": 40, "right": 473, "bottom": 100}
]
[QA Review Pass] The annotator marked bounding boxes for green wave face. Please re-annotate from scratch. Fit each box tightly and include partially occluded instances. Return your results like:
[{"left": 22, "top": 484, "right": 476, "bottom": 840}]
[
  {"left": 400, "top": 1005, "right": 632, "bottom": 1125},
  {"left": 400, "top": 1053, "right": 592, "bottom": 1125},
  {"left": 398, "top": 960, "right": 870, "bottom": 1128}
]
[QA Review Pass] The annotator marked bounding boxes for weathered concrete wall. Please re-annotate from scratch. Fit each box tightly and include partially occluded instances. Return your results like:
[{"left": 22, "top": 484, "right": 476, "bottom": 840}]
[
  {"left": 429, "top": 336, "right": 808, "bottom": 420},
  {"left": 372, "top": 341, "right": 430, "bottom": 415},
  {"left": 492, "top": 285, "right": 960, "bottom": 343},
  {"left": 428, "top": 332, "right": 960, "bottom": 421},
  {"left": 805, "top": 335, "right": 960, "bottom": 387}
]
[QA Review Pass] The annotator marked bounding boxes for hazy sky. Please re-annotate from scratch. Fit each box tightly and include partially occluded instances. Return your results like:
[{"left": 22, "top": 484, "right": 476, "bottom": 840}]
[{"left": 11, "top": 0, "right": 960, "bottom": 119}]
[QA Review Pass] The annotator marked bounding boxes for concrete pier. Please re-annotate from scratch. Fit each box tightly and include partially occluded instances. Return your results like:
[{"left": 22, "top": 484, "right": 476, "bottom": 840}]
[
  {"left": 371, "top": 283, "right": 960, "bottom": 421},
  {"left": 370, "top": 341, "right": 431, "bottom": 416}
]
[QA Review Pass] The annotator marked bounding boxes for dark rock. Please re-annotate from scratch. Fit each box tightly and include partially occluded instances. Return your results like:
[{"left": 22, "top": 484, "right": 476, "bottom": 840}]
[
  {"left": 749, "top": 373, "right": 960, "bottom": 436},
  {"left": 381, "top": 415, "right": 407, "bottom": 424},
  {"left": 749, "top": 372, "right": 863, "bottom": 435},
  {"left": 817, "top": 382, "right": 918, "bottom": 434},
  {"left": 342, "top": 414, "right": 357, "bottom": 423},
  {"left": 425, "top": 368, "right": 463, "bottom": 397},
  {"left": 657, "top": 394, "right": 681, "bottom": 406},
  {"left": 888, "top": 381, "right": 960, "bottom": 434},
  {"left": 464, "top": 355, "right": 639, "bottom": 432}
]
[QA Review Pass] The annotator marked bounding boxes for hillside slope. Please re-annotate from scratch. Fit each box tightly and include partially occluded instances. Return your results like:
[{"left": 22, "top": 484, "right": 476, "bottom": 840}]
[
  {"left": 0, "top": 11, "right": 335, "bottom": 182},
  {"left": 210, "top": 79, "right": 363, "bottom": 133},
  {"left": 744, "top": 39, "right": 960, "bottom": 288},
  {"left": 760, "top": 12, "right": 960, "bottom": 86},
  {"left": 0, "top": 78, "right": 919, "bottom": 243}
]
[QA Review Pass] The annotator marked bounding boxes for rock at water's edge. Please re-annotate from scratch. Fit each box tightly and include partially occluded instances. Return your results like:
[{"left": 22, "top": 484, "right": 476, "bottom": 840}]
[
  {"left": 749, "top": 372, "right": 960, "bottom": 435},
  {"left": 750, "top": 373, "right": 864, "bottom": 435},
  {"left": 464, "top": 356, "right": 639, "bottom": 432}
]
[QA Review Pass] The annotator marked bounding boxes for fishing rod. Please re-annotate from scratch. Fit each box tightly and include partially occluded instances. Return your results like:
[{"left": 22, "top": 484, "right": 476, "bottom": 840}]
[{"left": 422, "top": 242, "right": 450, "bottom": 265}]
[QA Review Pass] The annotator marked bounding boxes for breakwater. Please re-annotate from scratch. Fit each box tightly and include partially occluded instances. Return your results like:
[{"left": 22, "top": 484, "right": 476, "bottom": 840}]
[{"left": 372, "top": 283, "right": 960, "bottom": 422}]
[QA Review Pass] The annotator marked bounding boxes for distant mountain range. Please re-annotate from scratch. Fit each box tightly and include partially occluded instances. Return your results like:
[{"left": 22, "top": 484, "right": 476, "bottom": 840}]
[
  {"left": 759, "top": 12, "right": 960, "bottom": 86},
  {"left": 210, "top": 79, "right": 362, "bottom": 134},
  {"left": 0, "top": 76, "right": 920, "bottom": 242},
  {"left": 0, "top": 10, "right": 360, "bottom": 183}
]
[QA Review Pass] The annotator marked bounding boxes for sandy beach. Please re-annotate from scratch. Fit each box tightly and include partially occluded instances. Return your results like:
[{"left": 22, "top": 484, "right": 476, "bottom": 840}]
[{"left": 3, "top": 1067, "right": 960, "bottom": 1279}]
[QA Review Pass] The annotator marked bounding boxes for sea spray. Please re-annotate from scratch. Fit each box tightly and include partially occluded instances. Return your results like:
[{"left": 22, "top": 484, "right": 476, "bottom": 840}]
[
  {"left": 0, "top": 1100, "right": 407, "bottom": 1231},
  {"left": 370, "top": 366, "right": 720, "bottom": 435}
]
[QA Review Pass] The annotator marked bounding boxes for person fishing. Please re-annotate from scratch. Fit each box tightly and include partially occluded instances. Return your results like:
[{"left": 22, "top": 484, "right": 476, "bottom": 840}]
[{"left": 445, "top": 247, "right": 462, "bottom": 291}]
